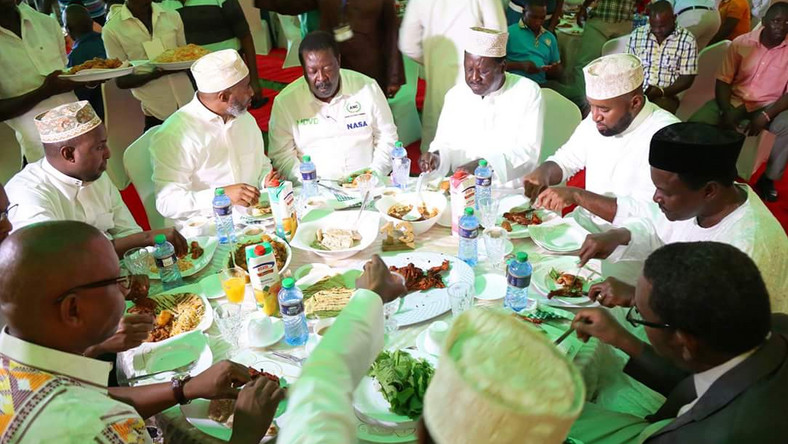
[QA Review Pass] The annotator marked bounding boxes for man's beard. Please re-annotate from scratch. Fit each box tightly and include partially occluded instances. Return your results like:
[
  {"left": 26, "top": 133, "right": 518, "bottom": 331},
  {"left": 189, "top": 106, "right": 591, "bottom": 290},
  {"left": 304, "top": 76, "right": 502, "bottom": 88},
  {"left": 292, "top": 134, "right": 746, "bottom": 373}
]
[
  {"left": 227, "top": 98, "right": 248, "bottom": 117},
  {"left": 598, "top": 111, "right": 635, "bottom": 137}
]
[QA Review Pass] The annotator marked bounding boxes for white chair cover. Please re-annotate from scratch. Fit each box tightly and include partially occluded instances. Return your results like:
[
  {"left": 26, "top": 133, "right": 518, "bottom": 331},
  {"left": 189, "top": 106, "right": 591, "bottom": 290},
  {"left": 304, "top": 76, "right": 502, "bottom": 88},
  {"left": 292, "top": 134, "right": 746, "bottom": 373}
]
[
  {"left": 737, "top": 130, "right": 776, "bottom": 180},
  {"left": 540, "top": 88, "right": 582, "bottom": 163},
  {"left": 123, "top": 126, "right": 166, "bottom": 230},
  {"left": 0, "top": 122, "right": 22, "bottom": 184},
  {"left": 239, "top": 0, "right": 271, "bottom": 55},
  {"left": 601, "top": 34, "right": 631, "bottom": 56},
  {"left": 387, "top": 56, "right": 423, "bottom": 147},
  {"left": 103, "top": 80, "right": 145, "bottom": 190},
  {"left": 675, "top": 40, "right": 731, "bottom": 121}
]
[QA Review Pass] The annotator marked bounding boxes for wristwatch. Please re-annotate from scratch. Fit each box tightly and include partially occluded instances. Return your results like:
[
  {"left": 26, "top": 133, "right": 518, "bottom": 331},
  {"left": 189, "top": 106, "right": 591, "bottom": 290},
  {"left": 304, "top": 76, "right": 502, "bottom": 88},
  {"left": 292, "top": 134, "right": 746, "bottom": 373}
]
[{"left": 171, "top": 375, "right": 192, "bottom": 405}]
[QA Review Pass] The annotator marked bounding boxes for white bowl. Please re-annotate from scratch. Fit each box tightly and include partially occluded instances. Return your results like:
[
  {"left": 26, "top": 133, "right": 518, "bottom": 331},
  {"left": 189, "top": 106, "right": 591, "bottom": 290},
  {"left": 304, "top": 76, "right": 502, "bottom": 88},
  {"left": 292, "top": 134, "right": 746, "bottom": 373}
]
[
  {"left": 376, "top": 192, "right": 447, "bottom": 235},
  {"left": 290, "top": 211, "right": 380, "bottom": 261}
]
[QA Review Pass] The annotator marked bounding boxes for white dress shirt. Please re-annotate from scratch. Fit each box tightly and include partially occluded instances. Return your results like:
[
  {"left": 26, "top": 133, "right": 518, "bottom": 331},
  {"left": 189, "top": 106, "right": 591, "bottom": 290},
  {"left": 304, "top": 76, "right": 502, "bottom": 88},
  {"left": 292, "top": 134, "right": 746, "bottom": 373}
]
[
  {"left": 609, "top": 185, "right": 788, "bottom": 313},
  {"left": 278, "top": 289, "right": 384, "bottom": 443},
  {"left": 0, "top": 4, "right": 78, "bottom": 162},
  {"left": 0, "top": 329, "right": 151, "bottom": 443},
  {"left": 677, "top": 346, "right": 758, "bottom": 416},
  {"left": 6, "top": 159, "right": 142, "bottom": 239},
  {"left": 151, "top": 95, "right": 272, "bottom": 222},
  {"left": 102, "top": 4, "right": 194, "bottom": 120},
  {"left": 429, "top": 72, "right": 544, "bottom": 185},
  {"left": 268, "top": 69, "right": 399, "bottom": 182}
]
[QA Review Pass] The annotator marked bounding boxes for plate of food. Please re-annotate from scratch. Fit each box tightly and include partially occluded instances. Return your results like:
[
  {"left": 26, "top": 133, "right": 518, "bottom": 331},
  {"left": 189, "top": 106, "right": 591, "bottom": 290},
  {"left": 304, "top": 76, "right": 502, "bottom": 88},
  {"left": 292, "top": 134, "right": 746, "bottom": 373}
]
[
  {"left": 61, "top": 58, "right": 134, "bottom": 82},
  {"left": 151, "top": 44, "right": 211, "bottom": 70},
  {"left": 354, "top": 349, "right": 437, "bottom": 429},
  {"left": 127, "top": 285, "right": 214, "bottom": 341},
  {"left": 296, "top": 266, "right": 363, "bottom": 319},
  {"left": 530, "top": 258, "right": 600, "bottom": 308},
  {"left": 181, "top": 366, "right": 286, "bottom": 442},
  {"left": 529, "top": 218, "right": 590, "bottom": 253},
  {"left": 228, "top": 232, "right": 292, "bottom": 275},
  {"left": 235, "top": 193, "right": 273, "bottom": 225},
  {"left": 290, "top": 210, "right": 379, "bottom": 261},
  {"left": 334, "top": 168, "right": 384, "bottom": 192},
  {"left": 495, "top": 195, "right": 558, "bottom": 238},
  {"left": 145, "top": 236, "right": 218, "bottom": 279},
  {"left": 376, "top": 192, "right": 446, "bottom": 235},
  {"left": 379, "top": 252, "right": 473, "bottom": 327}
]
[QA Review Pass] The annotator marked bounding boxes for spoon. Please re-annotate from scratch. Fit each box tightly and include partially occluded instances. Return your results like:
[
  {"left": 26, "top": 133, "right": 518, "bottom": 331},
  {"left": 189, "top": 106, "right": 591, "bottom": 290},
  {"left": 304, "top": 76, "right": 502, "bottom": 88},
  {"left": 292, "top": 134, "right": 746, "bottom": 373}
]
[
  {"left": 352, "top": 190, "right": 372, "bottom": 232},
  {"left": 403, "top": 172, "right": 428, "bottom": 222}
]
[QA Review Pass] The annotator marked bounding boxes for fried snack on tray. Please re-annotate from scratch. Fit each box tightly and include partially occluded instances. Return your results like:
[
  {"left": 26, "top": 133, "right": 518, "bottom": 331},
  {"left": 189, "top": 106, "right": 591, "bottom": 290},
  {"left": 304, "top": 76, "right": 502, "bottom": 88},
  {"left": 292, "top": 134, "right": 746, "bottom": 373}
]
[
  {"left": 209, "top": 368, "right": 282, "bottom": 432},
  {"left": 68, "top": 57, "right": 123, "bottom": 74},
  {"left": 389, "top": 260, "right": 450, "bottom": 292},
  {"left": 154, "top": 44, "right": 210, "bottom": 63},
  {"left": 387, "top": 202, "right": 439, "bottom": 222},
  {"left": 503, "top": 209, "right": 543, "bottom": 226},
  {"left": 188, "top": 241, "right": 204, "bottom": 260},
  {"left": 547, "top": 268, "right": 586, "bottom": 298}
]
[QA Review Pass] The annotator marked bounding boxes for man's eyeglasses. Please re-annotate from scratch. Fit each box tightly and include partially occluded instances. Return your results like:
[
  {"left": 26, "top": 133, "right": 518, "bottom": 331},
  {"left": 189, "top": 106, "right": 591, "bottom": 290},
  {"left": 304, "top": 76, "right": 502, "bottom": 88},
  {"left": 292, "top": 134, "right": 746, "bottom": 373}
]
[
  {"left": 55, "top": 274, "right": 135, "bottom": 303},
  {"left": 1, "top": 204, "right": 18, "bottom": 223},
  {"left": 626, "top": 305, "right": 672, "bottom": 329}
]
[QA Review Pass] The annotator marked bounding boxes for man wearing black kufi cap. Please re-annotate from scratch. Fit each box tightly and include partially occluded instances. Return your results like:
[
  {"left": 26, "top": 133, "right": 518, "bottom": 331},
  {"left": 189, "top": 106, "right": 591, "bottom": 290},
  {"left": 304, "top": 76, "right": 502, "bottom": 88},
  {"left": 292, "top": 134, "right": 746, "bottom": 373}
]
[{"left": 576, "top": 122, "right": 788, "bottom": 313}]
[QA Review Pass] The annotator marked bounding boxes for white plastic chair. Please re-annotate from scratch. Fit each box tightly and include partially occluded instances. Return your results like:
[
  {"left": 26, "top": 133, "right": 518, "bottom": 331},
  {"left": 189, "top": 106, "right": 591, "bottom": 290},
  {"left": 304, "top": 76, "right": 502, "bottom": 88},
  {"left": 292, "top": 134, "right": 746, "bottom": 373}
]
[
  {"left": 103, "top": 80, "right": 145, "bottom": 190},
  {"left": 123, "top": 126, "right": 166, "bottom": 230},
  {"left": 272, "top": 13, "right": 303, "bottom": 69},
  {"left": 540, "top": 88, "right": 582, "bottom": 162},
  {"left": 601, "top": 34, "right": 631, "bottom": 56},
  {"left": 0, "top": 122, "right": 22, "bottom": 184},
  {"left": 737, "top": 130, "right": 776, "bottom": 181},
  {"left": 675, "top": 40, "right": 731, "bottom": 121},
  {"left": 239, "top": 0, "right": 271, "bottom": 55}
]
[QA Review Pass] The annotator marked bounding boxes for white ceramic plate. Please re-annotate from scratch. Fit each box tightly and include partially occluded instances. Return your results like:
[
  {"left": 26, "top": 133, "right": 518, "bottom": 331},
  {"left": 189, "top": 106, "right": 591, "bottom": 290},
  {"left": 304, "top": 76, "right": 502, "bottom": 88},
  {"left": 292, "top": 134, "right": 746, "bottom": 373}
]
[
  {"left": 235, "top": 193, "right": 274, "bottom": 225},
  {"left": 143, "top": 284, "right": 215, "bottom": 332},
  {"left": 60, "top": 65, "right": 134, "bottom": 82},
  {"left": 473, "top": 271, "right": 508, "bottom": 301},
  {"left": 290, "top": 210, "right": 380, "bottom": 261},
  {"left": 496, "top": 195, "right": 560, "bottom": 239},
  {"left": 246, "top": 313, "right": 285, "bottom": 349},
  {"left": 377, "top": 252, "right": 474, "bottom": 327},
  {"left": 530, "top": 257, "right": 601, "bottom": 308},
  {"left": 151, "top": 60, "right": 196, "bottom": 70},
  {"left": 127, "top": 333, "right": 213, "bottom": 386},
  {"left": 146, "top": 236, "right": 219, "bottom": 279},
  {"left": 529, "top": 218, "right": 590, "bottom": 253}
]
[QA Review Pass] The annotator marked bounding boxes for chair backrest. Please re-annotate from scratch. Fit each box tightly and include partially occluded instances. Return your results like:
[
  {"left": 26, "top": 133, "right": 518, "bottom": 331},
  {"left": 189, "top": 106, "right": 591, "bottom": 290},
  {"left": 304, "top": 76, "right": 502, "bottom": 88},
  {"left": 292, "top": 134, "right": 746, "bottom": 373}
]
[
  {"left": 123, "top": 126, "right": 166, "bottom": 230},
  {"left": 0, "top": 122, "right": 22, "bottom": 184},
  {"left": 540, "top": 88, "right": 582, "bottom": 163},
  {"left": 601, "top": 34, "right": 631, "bottom": 56},
  {"left": 103, "top": 80, "right": 145, "bottom": 190},
  {"left": 675, "top": 40, "right": 731, "bottom": 121},
  {"left": 239, "top": 0, "right": 271, "bottom": 55},
  {"left": 273, "top": 12, "right": 303, "bottom": 69}
]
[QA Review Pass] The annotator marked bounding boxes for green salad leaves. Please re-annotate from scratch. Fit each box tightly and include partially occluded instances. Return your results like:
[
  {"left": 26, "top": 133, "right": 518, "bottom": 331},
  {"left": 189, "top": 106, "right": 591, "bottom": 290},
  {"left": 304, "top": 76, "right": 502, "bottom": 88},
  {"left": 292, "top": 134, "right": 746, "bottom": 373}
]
[{"left": 369, "top": 350, "right": 436, "bottom": 419}]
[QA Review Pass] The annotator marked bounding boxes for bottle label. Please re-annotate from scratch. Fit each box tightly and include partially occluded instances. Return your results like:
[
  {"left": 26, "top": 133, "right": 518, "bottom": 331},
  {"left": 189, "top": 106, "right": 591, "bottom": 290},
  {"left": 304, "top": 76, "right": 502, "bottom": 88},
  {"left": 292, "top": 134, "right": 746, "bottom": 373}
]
[
  {"left": 458, "top": 226, "right": 478, "bottom": 239},
  {"left": 301, "top": 171, "right": 317, "bottom": 181},
  {"left": 280, "top": 300, "right": 304, "bottom": 317},
  {"left": 156, "top": 256, "right": 176, "bottom": 268},
  {"left": 213, "top": 204, "right": 232, "bottom": 216},
  {"left": 507, "top": 273, "right": 531, "bottom": 288},
  {"left": 476, "top": 176, "right": 492, "bottom": 187}
]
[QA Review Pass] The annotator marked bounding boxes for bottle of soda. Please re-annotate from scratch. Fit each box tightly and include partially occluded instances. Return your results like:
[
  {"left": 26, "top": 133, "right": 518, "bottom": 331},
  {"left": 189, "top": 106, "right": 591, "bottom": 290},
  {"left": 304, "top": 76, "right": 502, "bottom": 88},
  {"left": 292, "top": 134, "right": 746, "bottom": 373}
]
[
  {"left": 474, "top": 159, "right": 492, "bottom": 209},
  {"left": 391, "top": 141, "right": 411, "bottom": 189},
  {"left": 277, "top": 277, "right": 308, "bottom": 346},
  {"left": 458, "top": 207, "right": 479, "bottom": 266},
  {"left": 213, "top": 188, "right": 236, "bottom": 244},
  {"left": 300, "top": 155, "right": 318, "bottom": 199},
  {"left": 153, "top": 234, "right": 183, "bottom": 290},
  {"left": 505, "top": 252, "right": 533, "bottom": 312}
]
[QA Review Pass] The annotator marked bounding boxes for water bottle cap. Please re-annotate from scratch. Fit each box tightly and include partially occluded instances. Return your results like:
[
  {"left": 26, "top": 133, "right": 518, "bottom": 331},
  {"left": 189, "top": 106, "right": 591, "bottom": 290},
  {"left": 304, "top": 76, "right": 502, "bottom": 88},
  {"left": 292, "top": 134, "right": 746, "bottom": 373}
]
[
  {"left": 479, "top": 159, "right": 488, "bottom": 167},
  {"left": 303, "top": 155, "right": 311, "bottom": 162},
  {"left": 154, "top": 234, "right": 166, "bottom": 244},
  {"left": 215, "top": 188, "right": 225, "bottom": 196},
  {"left": 516, "top": 251, "right": 528, "bottom": 262},
  {"left": 282, "top": 277, "right": 295, "bottom": 289},
  {"left": 464, "top": 207, "right": 474, "bottom": 216},
  {"left": 395, "top": 141, "right": 403, "bottom": 148}
]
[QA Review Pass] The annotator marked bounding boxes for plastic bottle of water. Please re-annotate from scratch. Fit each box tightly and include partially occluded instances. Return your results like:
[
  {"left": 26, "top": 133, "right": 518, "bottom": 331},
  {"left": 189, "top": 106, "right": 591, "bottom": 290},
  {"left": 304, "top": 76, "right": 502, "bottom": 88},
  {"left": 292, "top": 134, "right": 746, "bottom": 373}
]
[
  {"left": 458, "top": 207, "right": 479, "bottom": 267},
  {"left": 505, "top": 252, "right": 533, "bottom": 312},
  {"left": 153, "top": 234, "right": 183, "bottom": 290},
  {"left": 278, "top": 277, "right": 308, "bottom": 346},
  {"left": 300, "top": 155, "right": 318, "bottom": 199},
  {"left": 391, "top": 141, "right": 411, "bottom": 189},
  {"left": 474, "top": 159, "right": 492, "bottom": 209},
  {"left": 213, "top": 188, "right": 235, "bottom": 244}
]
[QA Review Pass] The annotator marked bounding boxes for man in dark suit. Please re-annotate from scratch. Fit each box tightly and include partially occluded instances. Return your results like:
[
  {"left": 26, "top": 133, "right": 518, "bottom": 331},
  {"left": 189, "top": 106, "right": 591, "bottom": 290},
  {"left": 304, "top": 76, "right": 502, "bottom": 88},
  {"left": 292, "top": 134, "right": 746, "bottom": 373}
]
[{"left": 568, "top": 241, "right": 788, "bottom": 443}]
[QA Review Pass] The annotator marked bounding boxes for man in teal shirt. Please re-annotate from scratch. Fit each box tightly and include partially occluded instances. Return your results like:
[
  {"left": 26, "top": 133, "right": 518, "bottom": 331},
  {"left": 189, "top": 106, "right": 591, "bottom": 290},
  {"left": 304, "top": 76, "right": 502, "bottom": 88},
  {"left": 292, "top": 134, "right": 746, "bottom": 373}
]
[{"left": 506, "top": 0, "right": 562, "bottom": 85}]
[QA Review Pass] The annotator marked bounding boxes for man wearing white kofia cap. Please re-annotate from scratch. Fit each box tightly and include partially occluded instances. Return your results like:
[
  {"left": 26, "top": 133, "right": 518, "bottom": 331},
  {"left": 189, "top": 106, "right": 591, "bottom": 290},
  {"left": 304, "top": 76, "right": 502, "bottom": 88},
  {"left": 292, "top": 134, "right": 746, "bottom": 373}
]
[
  {"left": 151, "top": 49, "right": 278, "bottom": 223},
  {"left": 523, "top": 54, "right": 679, "bottom": 230},
  {"left": 419, "top": 27, "right": 544, "bottom": 186},
  {"left": 268, "top": 31, "right": 398, "bottom": 182},
  {"left": 6, "top": 100, "right": 189, "bottom": 259},
  {"left": 279, "top": 258, "right": 585, "bottom": 443}
]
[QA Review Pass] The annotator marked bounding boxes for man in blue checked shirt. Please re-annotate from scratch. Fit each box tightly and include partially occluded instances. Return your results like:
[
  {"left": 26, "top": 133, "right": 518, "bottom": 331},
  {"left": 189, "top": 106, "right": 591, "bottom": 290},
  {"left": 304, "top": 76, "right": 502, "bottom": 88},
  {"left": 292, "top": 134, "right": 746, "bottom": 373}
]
[{"left": 506, "top": 0, "right": 563, "bottom": 85}]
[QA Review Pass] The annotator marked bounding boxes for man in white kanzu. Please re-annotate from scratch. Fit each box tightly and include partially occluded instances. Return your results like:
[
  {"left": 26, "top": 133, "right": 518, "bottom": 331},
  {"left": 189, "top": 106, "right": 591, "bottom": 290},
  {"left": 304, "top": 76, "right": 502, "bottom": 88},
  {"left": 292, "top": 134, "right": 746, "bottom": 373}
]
[
  {"left": 6, "top": 100, "right": 189, "bottom": 258},
  {"left": 419, "top": 27, "right": 544, "bottom": 186},
  {"left": 151, "top": 49, "right": 277, "bottom": 224},
  {"left": 278, "top": 256, "right": 584, "bottom": 443},
  {"left": 268, "top": 31, "right": 398, "bottom": 182},
  {"left": 577, "top": 122, "right": 788, "bottom": 314},
  {"left": 399, "top": 0, "right": 507, "bottom": 153}
]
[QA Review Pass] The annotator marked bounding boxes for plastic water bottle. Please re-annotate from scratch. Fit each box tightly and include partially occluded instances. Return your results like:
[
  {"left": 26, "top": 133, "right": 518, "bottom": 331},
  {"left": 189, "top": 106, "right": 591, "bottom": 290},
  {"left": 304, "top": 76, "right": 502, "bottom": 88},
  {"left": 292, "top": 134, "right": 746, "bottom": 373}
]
[
  {"left": 153, "top": 234, "right": 183, "bottom": 290},
  {"left": 458, "top": 207, "right": 479, "bottom": 266},
  {"left": 391, "top": 141, "right": 411, "bottom": 189},
  {"left": 300, "top": 155, "right": 318, "bottom": 199},
  {"left": 474, "top": 159, "right": 492, "bottom": 209},
  {"left": 505, "top": 252, "right": 533, "bottom": 312},
  {"left": 213, "top": 188, "right": 235, "bottom": 244},
  {"left": 278, "top": 277, "right": 308, "bottom": 346}
]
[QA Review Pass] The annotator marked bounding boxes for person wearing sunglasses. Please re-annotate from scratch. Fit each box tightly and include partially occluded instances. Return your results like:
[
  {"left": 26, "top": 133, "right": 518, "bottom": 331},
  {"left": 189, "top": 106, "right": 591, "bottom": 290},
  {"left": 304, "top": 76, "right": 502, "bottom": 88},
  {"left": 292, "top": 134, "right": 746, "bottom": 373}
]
[
  {"left": 567, "top": 241, "right": 788, "bottom": 443},
  {"left": 0, "top": 221, "right": 282, "bottom": 444}
]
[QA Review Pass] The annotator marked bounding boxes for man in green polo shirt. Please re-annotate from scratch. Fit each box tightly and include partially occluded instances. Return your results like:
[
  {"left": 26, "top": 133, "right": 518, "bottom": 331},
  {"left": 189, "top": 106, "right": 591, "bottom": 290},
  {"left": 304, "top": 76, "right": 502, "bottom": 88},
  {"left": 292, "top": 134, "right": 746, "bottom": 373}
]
[{"left": 506, "top": 0, "right": 562, "bottom": 85}]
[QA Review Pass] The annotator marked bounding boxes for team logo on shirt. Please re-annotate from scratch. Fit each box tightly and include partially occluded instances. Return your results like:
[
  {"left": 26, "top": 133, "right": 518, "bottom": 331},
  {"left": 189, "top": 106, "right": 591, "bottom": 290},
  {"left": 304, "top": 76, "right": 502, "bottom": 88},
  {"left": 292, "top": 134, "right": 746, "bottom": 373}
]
[
  {"left": 346, "top": 101, "right": 361, "bottom": 114},
  {"left": 297, "top": 118, "right": 319, "bottom": 125},
  {"left": 347, "top": 120, "right": 369, "bottom": 130},
  {"left": 545, "top": 37, "right": 552, "bottom": 47}
]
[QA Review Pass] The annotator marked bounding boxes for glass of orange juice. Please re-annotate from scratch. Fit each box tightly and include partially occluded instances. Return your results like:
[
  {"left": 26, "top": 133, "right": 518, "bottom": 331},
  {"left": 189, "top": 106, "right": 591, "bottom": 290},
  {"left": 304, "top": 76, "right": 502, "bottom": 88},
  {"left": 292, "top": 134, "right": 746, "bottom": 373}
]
[{"left": 221, "top": 267, "right": 248, "bottom": 304}]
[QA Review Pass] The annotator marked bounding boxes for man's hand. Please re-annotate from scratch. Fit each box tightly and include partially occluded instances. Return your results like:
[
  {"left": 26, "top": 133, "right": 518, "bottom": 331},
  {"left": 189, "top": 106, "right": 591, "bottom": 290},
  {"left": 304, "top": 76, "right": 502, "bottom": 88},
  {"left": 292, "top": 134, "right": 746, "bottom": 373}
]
[
  {"left": 588, "top": 277, "right": 635, "bottom": 308},
  {"left": 230, "top": 378, "right": 286, "bottom": 444},
  {"left": 522, "top": 169, "right": 550, "bottom": 201},
  {"left": 745, "top": 111, "right": 770, "bottom": 136},
  {"left": 42, "top": 71, "right": 77, "bottom": 96},
  {"left": 386, "top": 83, "right": 402, "bottom": 99},
  {"left": 572, "top": 308, "right": 644, "bottom": 357},
  {"left": 150, "top": 227, "right": 188, "bottom": 257},
  {"left": 356, "top": 254, "right": 408, "bottom": 304},
  {"left": 521, "top": 61, "right": 541, "bottom": 74},
  {"left": 224, "top": 183, "right": 261, "bottom": 207},
  {"left": 576, "top": 7, "right": 588, "bottom": 27},
  {"left": 577, "top": 228, "right": 631, "bottom": 266},
  {"left": 645, "top": 85, "right": 663, "bottom": 102},
  {"left": 720, "top": 109, "right": 739, "bottom": 130},
  {"left": 534, "top": 186, "right": 579, "bottom": 213},
  {"left": 126, "top": 274, "right": 151, "bottom": 301},
  {"left": 456, "top": 158, "right": 482, "bottom": 175},
  {"left": 541, "top": 62, "right": 560, "bottom": 74},
  {"left": 419, "top": 152, "right": 440, "bottom": 174},
  {"left": 85, "top": 314, "right": 155, "bottom": 357},
  {"left": 262, "top": 169, "right": 282, "bottom": 188},
  {"left": 183, "top": 360, "right": 252, "bottom": 401}
]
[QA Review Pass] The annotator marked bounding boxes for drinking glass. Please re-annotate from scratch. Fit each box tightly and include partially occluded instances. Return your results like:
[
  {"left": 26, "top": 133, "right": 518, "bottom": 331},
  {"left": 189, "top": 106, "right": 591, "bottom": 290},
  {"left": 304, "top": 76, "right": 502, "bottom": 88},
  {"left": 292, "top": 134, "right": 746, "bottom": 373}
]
[
  {"left": 221, "top": 267, "right": 248, "bottom": 304},
  {"left": 448, "top": 282, "right": 474, "bottom": 317},
  {"left": 477, "top": 197, "right": 499, "bottom": 229},
  {"left": 215, "top": 303, "right": 243, "bottom": 349},
  {"left": 383, "top": 300, "right": 400, "bottom": 334},
  {"left": 124, "top": 247, "right": 152, "bottom": 275},
  {"left": 483, "top": 227, "right": 509, "bottom": 270}
]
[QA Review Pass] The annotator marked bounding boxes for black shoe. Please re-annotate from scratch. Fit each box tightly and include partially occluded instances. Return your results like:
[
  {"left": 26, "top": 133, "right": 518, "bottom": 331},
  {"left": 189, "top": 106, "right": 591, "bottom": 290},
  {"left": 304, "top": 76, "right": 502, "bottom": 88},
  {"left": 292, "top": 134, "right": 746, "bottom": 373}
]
[{"left": 756, "top": 176, "right": 778, "bottom": 202}]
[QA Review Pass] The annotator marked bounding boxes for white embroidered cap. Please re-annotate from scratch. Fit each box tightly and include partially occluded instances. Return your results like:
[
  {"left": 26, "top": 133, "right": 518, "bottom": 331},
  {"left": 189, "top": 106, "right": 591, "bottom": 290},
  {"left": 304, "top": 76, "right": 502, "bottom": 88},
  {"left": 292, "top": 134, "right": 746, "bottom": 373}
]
[
  {"left": 583, "top": 53, "right": 645, "bottom": 100},
  {"left": 422, "top": 309, "right": 585, "bottom": 444},
  {"left": 191, "top": 49, "right": 250, "bottom": 93},
  {"left": 34, "top": 101, "right": 102, "bottom": 143},
  {"left": 466, "top": 27, "right": 509, "bottom": 58}
]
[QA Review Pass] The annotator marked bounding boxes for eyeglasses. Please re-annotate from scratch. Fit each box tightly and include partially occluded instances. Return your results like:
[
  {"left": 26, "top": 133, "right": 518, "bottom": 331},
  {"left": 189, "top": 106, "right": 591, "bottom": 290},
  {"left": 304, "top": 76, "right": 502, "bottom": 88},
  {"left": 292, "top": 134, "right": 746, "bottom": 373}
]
[
  {"left": 55, "top": 274, "right": 134, "bottom": 303},
  {"left": 1, "top": 204, "right": 18, "bottom": 223},
  {"left": 626, "top": 305, "right": 672, "bottom": 329}
]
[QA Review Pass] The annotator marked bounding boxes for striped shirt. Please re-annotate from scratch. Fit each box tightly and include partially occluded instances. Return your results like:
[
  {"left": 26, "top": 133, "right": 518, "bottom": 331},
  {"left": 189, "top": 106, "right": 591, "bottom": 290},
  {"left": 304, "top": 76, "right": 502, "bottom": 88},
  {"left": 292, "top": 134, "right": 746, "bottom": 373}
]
[
  {"left": 57, "top": 0, "right": 106, "bottom": 19},
  {"left": 627, "top": 24, "right": 698, "bottom": 89},
  {"left": 590, "top": 0, "right": 637, "bottom": 23}
]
